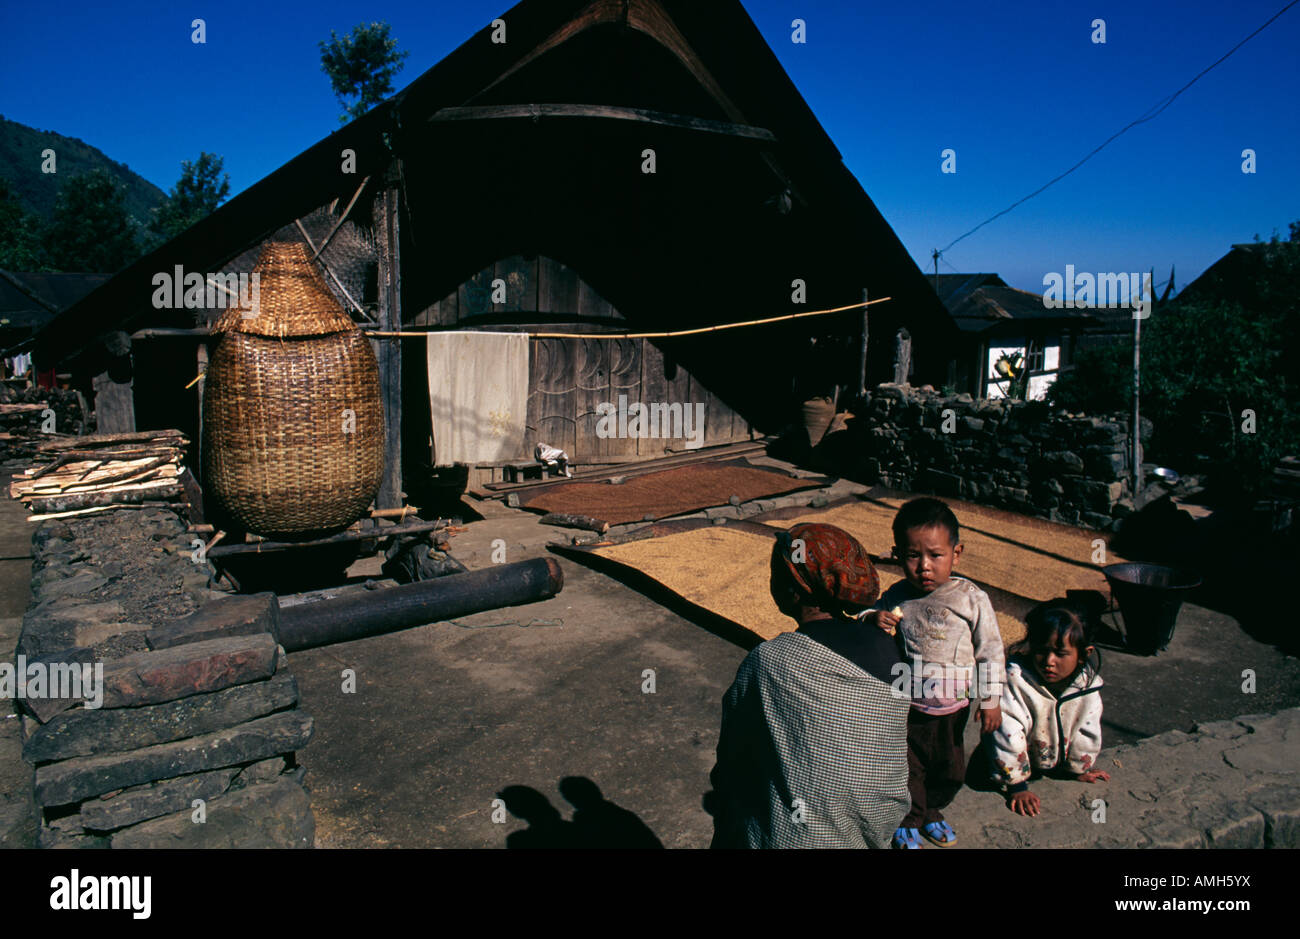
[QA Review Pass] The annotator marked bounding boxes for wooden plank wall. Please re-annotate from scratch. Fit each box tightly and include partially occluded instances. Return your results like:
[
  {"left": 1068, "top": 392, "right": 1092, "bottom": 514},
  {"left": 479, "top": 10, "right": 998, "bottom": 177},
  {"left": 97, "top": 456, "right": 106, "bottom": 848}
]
[{"left": 409, "top": 255, "right": 752, "bottom": 464}]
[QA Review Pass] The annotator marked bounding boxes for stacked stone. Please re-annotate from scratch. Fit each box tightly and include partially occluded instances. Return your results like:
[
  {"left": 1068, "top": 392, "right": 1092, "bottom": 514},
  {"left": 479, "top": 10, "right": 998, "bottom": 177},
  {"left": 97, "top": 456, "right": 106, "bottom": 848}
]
[
  {"left": 0, "top": 387, "right": 89, "bottom": 460},
  {"left": 17, "top": 507, "right": 314, "bottom": 848},
  {"left": 845, "top": 383, "right": 1152, "bottom": 530}
]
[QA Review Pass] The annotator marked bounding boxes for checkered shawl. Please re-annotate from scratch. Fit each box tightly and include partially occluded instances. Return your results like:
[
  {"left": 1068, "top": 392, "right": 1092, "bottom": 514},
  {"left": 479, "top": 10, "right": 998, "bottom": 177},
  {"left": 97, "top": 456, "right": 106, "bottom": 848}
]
[{"left": 710, "top": 632, "right": 911, "bottom": 848}]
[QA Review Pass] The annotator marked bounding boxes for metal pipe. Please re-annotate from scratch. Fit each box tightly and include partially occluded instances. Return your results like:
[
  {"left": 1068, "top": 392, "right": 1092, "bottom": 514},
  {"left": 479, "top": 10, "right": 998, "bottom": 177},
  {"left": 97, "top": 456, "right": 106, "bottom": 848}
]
[{"left": 277, "top": 557, "right": 564, "bottom": 651}]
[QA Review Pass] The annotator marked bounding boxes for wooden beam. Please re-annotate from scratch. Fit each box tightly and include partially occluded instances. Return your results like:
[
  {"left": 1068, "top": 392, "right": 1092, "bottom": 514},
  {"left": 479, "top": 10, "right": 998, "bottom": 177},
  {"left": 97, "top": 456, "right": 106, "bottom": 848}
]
[
  {"left": 429, "top": 103, "right": 776, "bottom": 142},
  {"left": 373, "top": 175, "right": 403, "bottom": 511},
  {"left": 857, "top": 288, "right": 869, "bottom": 398},
  {"left": 312, "top": 175, "right": 371, "bottom": 261},
  {"left": 293, "top": 219, "right": 376, "bottom": 325},
  {"left": 207, "top": 517, "right": 452, "bottom": 559}
]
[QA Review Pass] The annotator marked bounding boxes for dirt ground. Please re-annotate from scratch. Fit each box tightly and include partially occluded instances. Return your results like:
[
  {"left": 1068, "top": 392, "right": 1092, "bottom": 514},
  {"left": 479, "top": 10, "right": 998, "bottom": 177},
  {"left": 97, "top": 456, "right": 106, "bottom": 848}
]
[
  {"left": 289, "top": 484, "right": 1300, "bottom": 849},
  {"left": 2, "top": 458, "right": 1297, "bottom": 849}
]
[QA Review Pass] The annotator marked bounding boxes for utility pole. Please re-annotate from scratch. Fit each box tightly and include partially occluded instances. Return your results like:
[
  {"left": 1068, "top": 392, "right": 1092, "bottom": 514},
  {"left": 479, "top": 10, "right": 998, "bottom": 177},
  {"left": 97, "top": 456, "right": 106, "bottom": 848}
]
[{"left": 1131, "top": 269, "right": 1150, "bottom": 496}]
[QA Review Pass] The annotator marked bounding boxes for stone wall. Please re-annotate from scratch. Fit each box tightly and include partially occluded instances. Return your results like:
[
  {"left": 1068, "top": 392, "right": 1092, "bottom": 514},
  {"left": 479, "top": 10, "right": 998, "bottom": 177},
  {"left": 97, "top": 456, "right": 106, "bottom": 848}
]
[
  {"left": 15, "top": 507, "right": 314, "bottom": 848},
  {"left": 832, "top": 383, "right": 1151, "bottom": 530}
]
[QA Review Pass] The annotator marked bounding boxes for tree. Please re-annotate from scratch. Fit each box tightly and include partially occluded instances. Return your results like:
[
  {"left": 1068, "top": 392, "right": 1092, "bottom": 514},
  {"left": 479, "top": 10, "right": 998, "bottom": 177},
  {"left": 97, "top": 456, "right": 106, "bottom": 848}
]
[
  {"left": 41, "top": 170, "right": 140, "bottom": 272},
  {"left": 149, "top": 152, "right": 231, "bottom": 244},
  {"left": 0, "top": 175, "right": 52, "bottom": 271},
  {"left": 319, "top": 22, "right": 409, "bottom": 125},
  {"left": 1047, "top": 224, "right": 1300, "bottom": 498}
]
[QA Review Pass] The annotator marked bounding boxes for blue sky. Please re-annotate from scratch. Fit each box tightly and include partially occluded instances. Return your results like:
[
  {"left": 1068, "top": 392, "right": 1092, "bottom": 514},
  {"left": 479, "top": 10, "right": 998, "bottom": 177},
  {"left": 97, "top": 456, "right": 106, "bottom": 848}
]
[{"left": 2, "top": 0, "right": 1297, "bottom": 293}]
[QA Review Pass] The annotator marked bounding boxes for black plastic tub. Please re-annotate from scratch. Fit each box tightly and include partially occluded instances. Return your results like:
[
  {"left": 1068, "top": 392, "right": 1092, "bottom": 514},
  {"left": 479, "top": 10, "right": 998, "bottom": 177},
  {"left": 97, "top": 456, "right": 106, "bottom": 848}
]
[{"left": 1102, "top": 563, "right": 1201, "bottom": 655}]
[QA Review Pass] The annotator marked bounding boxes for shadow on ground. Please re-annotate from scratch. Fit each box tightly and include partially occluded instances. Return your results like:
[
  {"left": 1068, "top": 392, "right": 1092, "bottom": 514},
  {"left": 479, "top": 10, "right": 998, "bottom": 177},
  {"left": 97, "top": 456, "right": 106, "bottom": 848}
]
[{"left": 498, "top": 777, "right": 664, "bottom": 849}]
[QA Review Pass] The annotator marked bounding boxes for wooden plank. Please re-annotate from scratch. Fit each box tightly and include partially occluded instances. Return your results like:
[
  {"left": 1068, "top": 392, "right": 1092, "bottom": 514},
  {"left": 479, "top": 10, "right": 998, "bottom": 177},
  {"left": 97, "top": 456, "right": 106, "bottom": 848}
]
[
  {"left": 606, "top": 337, "right": 642, "bottom": 459},
  {"left": 537, "top": 256, "right": 578, "bottom": 315},
  {"left": 638, "top": 341, "right": 669, "bottom": 459},
  {"left": 527, "top": 338, "right": 577, "bottom": 461},
  {"left": 91, "top": 370, "right": 136, "bottom": 435},
  {"left": 577, "top": 278, "right": 614, "bottom": 320},
  {"left": 573, "top": 338, "right": 614, "bottom": 463},
  {"left": 494, "top": 255, "right": 537, "bottom": 314},
  {"left": 458, "top": 265, "right": 494, "bottom": 322}
]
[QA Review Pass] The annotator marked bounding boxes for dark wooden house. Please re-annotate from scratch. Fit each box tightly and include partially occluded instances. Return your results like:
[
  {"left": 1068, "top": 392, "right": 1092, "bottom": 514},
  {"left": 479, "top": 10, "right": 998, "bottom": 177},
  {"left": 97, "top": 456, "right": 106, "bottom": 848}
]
[{"left": 32, "top": 0, "right": 958, "bottom": 505}]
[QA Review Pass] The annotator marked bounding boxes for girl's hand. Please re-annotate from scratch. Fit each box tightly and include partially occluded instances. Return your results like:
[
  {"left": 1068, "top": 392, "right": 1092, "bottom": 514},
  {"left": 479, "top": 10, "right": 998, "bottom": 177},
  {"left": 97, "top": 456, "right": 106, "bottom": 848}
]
[
  {"left": 1009, "top": 790, "right": 1040, "bottom": 817},
  {"left": 978, "top": 702, "right": 1002, "bottom": 734},
  {"left": 1077, "top": 770, "right": 1110, "bottom": 783}
]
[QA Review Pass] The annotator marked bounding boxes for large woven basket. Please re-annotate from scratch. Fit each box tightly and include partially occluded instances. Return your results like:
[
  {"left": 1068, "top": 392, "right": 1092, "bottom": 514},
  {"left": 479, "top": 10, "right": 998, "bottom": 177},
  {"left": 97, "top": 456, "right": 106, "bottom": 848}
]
[{"left": 202, "top": 242, "right": 384, "bottom": 538}]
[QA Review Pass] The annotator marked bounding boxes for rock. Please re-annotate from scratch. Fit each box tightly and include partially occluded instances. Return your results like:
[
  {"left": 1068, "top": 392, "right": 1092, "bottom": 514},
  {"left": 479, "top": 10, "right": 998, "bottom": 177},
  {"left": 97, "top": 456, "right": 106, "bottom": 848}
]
[
  {"left": 961, "top": 417, "right": 985, "bottom": 433},
  {"left": 32, "top": 522, "right": 75, "bottom": 550},
  {"left": 1042, "top": 451, "right": 1085, "bottom": 474},
  {"left": 35, "top": 571, "right": 107, "bottom": 603},
  {"left": 23, "top": 673, "right": 299, "bottom": 763},
  {"left": 109, "top": 776, "right": 313, "bottom": 849},
  {"left": 1248, "top": 785, "right": 1300, "bottom": 848},
  {"left": 37, "top": 827, "right": 109, "bottom": 849},
  {"left": 1192, "top": 800, "right": 1265, "bottom": 849},
  {"left": 1084, "top": 450, "right": 1126, "bottom": 481},
  {"left": 146, "top": 593, "right": 280, "bottom": 650},
  {"left": 81, "top": 768, "right": 238, "bottom": 832},
  {"left": 14, "top": 646, "right": 98, "bottom": 722},
  {"left": 98, "top": 633, "right": 279, "bottom": 710},
  {"left": 1138, "top": 817, "right": 1204, "bottom": 849},
  {"left": 234, "top": 757, "right": 286, "bottom": 788},
  {"left": 34, "top": 709, "right": 314, "bottom": 806},
  {"left": 17, "top": 600, "right": 128, "bottom": 658},
  {"left": 917, "top": 469, "right": 963, "bottom": 498}
]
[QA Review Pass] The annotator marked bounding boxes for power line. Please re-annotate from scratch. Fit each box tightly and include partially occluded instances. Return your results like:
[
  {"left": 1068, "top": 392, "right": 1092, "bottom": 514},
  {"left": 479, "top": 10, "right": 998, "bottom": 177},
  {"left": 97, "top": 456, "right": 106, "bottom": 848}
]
[{"left": 937, "top": 0, "right": 1299, "bottom": 256}]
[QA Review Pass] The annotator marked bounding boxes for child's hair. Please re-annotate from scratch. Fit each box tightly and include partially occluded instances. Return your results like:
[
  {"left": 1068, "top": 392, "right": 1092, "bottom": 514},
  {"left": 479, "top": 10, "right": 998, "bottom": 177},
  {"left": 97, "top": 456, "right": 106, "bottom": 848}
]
[
  {"left": 892, "top": 497, "right": 960, "bottom": 546},
  {"left": 1020, "top": 601, "right": 1093, "bottom": 661}
]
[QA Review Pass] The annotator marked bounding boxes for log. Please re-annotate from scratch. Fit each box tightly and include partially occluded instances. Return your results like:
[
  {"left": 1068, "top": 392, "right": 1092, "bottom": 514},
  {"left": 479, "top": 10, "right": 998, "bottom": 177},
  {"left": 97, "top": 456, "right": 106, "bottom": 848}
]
[
  {"left": 25, "top": 482, "right": 183, "bottom": 515},
  {"left": 28, "top": 501, "right": 178, "bottom": 522},
  {"left": 372, "top": 506, "right": 421, "bottom": 519},
  {"left": 206, "top": 517, "right": 458, "bottom": 558},
  {"left": 276, "top": 557, "right": 563, "bottom": 651},
  {"left": 539, "top": 512, "right": 610, "bottom": 533},
  {"left": 37, "top": 430, "right": 188, "bottom": 452}
]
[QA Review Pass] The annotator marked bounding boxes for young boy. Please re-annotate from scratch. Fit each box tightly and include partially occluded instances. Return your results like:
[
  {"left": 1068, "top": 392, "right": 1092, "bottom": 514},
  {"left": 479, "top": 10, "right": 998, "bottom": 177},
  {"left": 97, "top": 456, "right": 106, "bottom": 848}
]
[{"left": 865, "top": 497, "right": 1004, "bottom": 848}]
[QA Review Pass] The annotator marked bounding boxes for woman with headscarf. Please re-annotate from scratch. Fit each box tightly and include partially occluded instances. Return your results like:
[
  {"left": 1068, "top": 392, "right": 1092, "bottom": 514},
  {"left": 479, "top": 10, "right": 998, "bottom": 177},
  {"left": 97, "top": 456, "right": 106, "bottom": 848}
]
[{"left": 709, "top": 523, "right": 911, "bottom": 848}]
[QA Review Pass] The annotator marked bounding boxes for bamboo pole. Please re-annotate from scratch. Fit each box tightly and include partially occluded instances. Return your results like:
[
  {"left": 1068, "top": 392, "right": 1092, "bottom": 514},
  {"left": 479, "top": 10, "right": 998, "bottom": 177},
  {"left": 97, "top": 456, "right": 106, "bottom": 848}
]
[{"left": 366, "top": 298, "right": 892, "bottom": 339}]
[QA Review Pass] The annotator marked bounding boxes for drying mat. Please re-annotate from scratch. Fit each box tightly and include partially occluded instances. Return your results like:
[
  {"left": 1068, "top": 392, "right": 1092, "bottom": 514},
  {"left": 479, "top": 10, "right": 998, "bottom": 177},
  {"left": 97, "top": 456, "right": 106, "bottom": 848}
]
[
  {"left": 553, "top": 519, "right": 1032, "bottom": 647},
  {"left": 519, "top": 459, "right": 833, "bottom": 525}
]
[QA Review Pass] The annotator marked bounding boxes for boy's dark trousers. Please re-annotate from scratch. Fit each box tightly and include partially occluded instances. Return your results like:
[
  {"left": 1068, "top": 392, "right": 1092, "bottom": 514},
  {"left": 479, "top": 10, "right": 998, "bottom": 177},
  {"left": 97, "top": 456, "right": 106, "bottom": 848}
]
[{"left": 902, "top": 705, "right": 969, "bottom": 828}]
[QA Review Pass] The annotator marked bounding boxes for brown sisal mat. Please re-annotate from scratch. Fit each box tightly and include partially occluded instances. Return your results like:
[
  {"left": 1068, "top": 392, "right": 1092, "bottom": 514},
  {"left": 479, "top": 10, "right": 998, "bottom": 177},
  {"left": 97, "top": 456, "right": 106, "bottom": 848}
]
[{"left": 519, "top": 460, "right": 830, "bottom": 525}]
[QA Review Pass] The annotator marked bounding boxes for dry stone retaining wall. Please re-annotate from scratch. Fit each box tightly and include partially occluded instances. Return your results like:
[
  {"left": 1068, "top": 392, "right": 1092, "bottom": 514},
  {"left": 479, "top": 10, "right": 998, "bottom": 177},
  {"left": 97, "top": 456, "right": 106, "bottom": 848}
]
[
  {"left": 15, "top": 506, "right": 314, "bottom": 848},
  {"left": 836, "top": 384, "right": 1150, "bottom": 530}
]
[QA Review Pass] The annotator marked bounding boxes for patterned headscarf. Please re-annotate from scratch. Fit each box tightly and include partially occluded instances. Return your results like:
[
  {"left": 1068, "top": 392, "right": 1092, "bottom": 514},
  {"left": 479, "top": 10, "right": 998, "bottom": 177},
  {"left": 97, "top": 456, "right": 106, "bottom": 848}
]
[{"left": 773, "top": 523, "right": 880, "bottom": 611}]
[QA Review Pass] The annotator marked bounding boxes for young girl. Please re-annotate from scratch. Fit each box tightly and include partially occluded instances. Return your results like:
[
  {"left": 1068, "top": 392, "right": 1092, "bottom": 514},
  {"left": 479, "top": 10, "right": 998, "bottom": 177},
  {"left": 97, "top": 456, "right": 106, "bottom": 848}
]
[{"left": 988, "top": 602, "right": 1109, "bottom": 816}]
